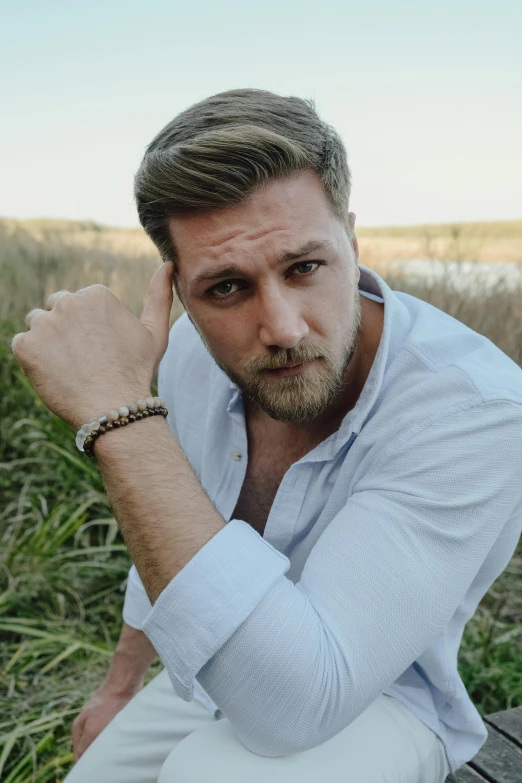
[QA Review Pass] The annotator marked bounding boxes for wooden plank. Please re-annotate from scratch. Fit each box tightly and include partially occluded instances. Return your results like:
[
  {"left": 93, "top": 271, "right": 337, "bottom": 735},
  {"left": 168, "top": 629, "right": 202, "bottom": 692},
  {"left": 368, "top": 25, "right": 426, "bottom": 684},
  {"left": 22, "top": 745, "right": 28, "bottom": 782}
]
[
  {"left": 467, "top": 721, "right": 522, "bottom": 782},
  {"left": 484, "top": 706, "right": 522, "bottom": 750},
  {"left": 446, "top": 765, "right": 488, "bottom": 782}
]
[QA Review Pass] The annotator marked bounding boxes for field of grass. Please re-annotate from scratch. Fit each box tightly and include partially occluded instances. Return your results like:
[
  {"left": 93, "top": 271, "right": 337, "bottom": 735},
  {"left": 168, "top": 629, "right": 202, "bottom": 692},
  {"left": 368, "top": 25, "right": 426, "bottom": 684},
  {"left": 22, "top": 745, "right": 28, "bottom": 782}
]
[
  {"left": 1, "top": 218, "right": 521, "bottom": 781},
  {"left": 357, "top": 221, "right": 522, "bottom": 271},
  {"left": 1, "top": 217, "right": 521, "bottom": 323}
]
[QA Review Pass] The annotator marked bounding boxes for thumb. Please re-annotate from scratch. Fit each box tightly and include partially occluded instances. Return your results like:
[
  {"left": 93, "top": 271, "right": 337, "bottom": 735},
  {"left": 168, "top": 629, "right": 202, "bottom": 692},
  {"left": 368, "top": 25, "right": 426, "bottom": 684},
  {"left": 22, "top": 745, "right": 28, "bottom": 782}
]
[{"left": 140, "top": 261, "right": 174, "bottom": 351}]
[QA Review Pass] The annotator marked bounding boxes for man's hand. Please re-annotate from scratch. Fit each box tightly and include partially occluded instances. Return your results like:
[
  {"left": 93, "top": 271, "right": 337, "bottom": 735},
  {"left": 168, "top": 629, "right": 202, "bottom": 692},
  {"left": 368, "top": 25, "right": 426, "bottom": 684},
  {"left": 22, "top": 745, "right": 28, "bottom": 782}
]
[
  {"left": 72, "top": 623, "right": 158, "bottom": 761},
  {"left": 10, "top": 261, "right": 175, "bottom": 431},
  {"left": 72, "top": 680, "right": 141, "bottom": 761}
]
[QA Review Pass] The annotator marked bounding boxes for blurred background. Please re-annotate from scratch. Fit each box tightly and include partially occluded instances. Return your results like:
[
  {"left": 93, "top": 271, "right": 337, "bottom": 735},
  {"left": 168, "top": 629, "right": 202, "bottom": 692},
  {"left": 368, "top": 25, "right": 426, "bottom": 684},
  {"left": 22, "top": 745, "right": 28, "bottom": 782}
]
[{"left": 1, "top": 1, "right": 521, "bottom": 780}]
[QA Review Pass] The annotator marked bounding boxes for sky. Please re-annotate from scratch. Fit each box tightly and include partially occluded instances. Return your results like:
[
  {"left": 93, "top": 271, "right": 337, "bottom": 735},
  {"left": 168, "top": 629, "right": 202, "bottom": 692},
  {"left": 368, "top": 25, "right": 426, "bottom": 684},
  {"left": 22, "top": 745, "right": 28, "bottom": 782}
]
[{"left": 1, "top": 0, "right": 521, "bottom": 228}]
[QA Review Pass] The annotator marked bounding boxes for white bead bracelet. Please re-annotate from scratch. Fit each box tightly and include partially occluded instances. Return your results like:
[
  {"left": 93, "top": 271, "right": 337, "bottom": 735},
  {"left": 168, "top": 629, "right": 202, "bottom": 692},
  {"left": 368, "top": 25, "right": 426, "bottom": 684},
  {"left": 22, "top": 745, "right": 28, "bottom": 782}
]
[{"left": 76, "top": 396, "right": 168, "bottom": 457}]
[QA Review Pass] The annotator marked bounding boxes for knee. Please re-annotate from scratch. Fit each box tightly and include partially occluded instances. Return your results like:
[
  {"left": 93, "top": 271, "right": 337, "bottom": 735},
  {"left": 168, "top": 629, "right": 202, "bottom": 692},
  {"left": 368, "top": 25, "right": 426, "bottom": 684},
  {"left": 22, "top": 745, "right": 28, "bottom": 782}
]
[{"left": 157, "top": 719, "right": 242, "bottom": 783}]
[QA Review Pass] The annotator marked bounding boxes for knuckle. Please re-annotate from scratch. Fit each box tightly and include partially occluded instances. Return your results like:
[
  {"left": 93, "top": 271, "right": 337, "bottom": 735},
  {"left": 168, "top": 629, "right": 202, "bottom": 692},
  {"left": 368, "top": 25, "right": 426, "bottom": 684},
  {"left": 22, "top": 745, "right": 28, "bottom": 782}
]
[
  {"left": 87, "top": 284, "right": 108, "bottom": 295},
  {"left": 53, "top": 291, "right": 74, "bottom": 309},
  {"left": 73, "top": 713, "right": 84, "bottom": 728},
  {"left": 24, "top": 309, "right": 39, "bottom": 326},
  {"left": 11, "top": 332, "right": 27, "bottom": 356}
]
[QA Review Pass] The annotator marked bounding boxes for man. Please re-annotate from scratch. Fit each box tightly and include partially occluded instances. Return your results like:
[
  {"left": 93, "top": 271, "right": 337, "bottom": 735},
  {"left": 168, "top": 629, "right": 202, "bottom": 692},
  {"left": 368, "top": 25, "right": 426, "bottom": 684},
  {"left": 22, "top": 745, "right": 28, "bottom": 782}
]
[{"left": 12, "top": 89, "right": 522, "bottom": 783}]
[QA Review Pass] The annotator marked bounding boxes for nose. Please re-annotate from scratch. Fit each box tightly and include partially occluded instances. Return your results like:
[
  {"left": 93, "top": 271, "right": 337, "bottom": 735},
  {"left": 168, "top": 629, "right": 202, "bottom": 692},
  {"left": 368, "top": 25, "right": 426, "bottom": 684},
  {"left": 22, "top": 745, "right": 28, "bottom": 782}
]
[{"left": 258, "top": 288, "right": 309, "bottom": 349}]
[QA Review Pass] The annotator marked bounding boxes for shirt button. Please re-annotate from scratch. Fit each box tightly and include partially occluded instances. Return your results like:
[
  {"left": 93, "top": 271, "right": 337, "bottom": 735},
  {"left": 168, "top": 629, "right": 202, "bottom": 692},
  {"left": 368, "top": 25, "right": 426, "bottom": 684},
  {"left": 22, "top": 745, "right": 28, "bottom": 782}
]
[{"left": 231, "top": 449, "right": 242, "bottom": 461}]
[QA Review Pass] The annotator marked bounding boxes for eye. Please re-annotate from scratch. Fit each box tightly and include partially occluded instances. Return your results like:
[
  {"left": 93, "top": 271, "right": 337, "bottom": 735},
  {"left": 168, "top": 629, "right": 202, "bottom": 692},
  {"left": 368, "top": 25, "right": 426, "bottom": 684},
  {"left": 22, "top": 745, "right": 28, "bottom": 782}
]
[
  {"left": 205, "top": 261, "right": 323, "bottom": 302},
  {"left": 291, "top": 261, "right": 321, "bottom": 276},
  {"left": 207, "top": 280, "right": 243, "bottom": 299}
]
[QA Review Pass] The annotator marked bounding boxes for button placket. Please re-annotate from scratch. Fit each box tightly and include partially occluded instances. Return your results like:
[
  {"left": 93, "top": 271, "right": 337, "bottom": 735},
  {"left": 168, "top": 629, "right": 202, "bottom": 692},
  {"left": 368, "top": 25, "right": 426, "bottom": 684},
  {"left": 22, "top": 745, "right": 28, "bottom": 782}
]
[{"left": 263, "top": 465, "right": 307, "bottom": 552}]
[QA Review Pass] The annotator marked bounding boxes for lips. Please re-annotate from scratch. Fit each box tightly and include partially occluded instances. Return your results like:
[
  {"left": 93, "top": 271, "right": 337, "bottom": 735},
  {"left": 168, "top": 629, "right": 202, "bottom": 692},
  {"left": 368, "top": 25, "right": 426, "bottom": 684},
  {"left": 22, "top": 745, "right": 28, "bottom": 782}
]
[
  {"left": 263, "top": 361, "right": 314, "bottom": 376},
  {"left": 265, "top": 361, "right": 303, "bottom": 371}
]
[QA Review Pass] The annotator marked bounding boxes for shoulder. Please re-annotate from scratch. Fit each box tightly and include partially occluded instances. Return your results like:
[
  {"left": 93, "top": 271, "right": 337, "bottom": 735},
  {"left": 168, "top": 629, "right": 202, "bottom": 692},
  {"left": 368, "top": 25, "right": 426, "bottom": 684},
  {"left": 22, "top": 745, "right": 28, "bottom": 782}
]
[
  {"left": 359, "top": 292, "right": 522, "bottom": 466},
  {"left": 395, "top": 291, "right": 522, "bottom": 405}
]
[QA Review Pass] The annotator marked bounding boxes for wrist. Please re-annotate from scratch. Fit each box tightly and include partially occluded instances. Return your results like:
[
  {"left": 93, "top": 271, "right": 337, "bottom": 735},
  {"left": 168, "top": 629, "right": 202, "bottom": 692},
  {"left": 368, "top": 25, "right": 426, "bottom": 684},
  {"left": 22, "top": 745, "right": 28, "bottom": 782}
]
[
  {"left": 102, "top": 623, "right": 158, "bottom": 697},
  {"left": 93, "top": 410, "right": 167, "bottom": 461},
  {"left": 103, "top": 655, "right": 146, "bottom": 697},
  {"left": 101, "top": 673, "right": 143, "bottom": 698},
  {"left": 73, "top": 390, "right": 153, "bottom": 433}
]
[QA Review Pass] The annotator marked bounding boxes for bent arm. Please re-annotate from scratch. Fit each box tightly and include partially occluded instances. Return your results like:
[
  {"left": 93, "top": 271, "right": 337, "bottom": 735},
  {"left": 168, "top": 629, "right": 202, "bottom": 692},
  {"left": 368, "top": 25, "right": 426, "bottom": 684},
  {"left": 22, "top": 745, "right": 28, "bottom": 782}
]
[
  {"left": 142, "top": 401, "right": 522, "bottom": 756},
  {"left": 90, "top": 390, "right": 522, "bottom": 757},
  {"left": 94, "top": 414, "right": 225, "bottom": 603}
]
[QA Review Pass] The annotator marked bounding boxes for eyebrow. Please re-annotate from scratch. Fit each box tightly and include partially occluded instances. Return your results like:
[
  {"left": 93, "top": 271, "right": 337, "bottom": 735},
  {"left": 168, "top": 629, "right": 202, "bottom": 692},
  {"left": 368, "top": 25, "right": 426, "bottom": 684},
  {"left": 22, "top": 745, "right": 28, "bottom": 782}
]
[{"left": 191, "top": 239, "right": 334, "bottom": 287}]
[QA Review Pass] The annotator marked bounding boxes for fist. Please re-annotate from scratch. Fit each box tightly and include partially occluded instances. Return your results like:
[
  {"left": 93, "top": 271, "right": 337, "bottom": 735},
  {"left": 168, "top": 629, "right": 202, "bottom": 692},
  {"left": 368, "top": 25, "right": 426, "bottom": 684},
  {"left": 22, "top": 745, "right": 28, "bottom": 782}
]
[{"left": 10, "top": 263, "right": 174, "bottom": 431}]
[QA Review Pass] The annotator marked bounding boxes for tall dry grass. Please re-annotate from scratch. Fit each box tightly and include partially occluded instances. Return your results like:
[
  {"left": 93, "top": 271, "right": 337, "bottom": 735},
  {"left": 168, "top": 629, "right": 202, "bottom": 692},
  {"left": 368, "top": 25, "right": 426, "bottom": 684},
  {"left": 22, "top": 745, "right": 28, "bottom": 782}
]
[
  {"left": 2, "top": 217, "right": 521, "bottom": 323},
  {"left": 0, "top": 219, "right": 184, "bottom": 326},
  {"left": 357, "top": 219, "right": 522, "bottom": 268}
]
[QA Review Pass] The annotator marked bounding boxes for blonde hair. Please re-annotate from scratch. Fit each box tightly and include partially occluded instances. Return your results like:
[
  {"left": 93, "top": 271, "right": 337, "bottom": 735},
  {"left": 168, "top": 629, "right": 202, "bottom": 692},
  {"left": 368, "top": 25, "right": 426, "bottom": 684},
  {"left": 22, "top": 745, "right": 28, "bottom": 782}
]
[{"left": 134, "top": 88, "right": 351, "bottom": 263}]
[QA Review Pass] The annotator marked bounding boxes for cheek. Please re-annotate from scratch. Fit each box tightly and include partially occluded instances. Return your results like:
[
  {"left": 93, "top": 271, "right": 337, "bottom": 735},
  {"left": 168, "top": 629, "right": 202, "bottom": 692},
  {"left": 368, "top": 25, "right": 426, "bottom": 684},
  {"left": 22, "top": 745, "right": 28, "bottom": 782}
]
[
  {"left": 196, "top": 309, "right": 255, "bottom": 364},
  {"left": 309, "top": 277, "right": 351, "bottom": 337}
]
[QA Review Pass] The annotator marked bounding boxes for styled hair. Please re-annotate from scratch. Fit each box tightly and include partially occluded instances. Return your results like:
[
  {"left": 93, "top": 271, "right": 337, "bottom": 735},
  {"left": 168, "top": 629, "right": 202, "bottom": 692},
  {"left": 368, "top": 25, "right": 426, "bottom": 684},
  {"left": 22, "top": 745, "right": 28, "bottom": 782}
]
[{"left": 134, "top": 88, "right": 351, "bottom": 263}]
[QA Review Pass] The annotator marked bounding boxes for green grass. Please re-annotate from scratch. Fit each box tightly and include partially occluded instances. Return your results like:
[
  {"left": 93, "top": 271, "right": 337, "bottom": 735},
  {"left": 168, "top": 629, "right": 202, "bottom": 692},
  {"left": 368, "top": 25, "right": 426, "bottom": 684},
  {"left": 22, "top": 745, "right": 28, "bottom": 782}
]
[
  {"left": 1, "top": 225, "right": 521, "bottom": 781},
  {"left": 0, "top": 318, "right": 164, "bottom": 782}
]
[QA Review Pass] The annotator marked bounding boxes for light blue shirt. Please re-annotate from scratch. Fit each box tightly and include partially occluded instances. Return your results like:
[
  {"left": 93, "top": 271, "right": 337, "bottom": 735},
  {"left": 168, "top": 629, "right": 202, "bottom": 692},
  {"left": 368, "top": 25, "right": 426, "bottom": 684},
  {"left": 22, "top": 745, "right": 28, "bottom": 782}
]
[{"left": 123, "top": 264, "right": 522, "bottom": 774}]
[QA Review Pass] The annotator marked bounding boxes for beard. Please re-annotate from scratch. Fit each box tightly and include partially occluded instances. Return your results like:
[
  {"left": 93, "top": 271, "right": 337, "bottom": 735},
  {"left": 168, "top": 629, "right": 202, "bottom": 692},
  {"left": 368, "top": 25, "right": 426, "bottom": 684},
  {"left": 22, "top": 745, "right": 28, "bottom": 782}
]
[{"left": 199, "top": 291, "right": 363, "bottom": 423}]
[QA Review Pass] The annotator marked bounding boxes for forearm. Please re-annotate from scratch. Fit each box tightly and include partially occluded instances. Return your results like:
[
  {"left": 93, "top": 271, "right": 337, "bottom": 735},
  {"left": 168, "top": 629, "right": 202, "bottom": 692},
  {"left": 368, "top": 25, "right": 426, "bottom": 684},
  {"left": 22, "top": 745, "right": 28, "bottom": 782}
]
[
  {"left": 103, "top": 622, "right": 158, "bottom": 695},
  {"left": 93, "top": 413, "right": 226, "bottom": 603}
]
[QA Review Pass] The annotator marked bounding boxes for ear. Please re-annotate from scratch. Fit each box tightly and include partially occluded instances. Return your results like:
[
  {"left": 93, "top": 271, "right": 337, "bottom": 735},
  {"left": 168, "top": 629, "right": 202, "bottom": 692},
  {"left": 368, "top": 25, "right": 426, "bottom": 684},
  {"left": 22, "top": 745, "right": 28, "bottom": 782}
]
[
  {"left": 168, "top": 261, "right": 185, "bottom": 307},
  {"left": 348, "top": 211, "right": 359, "bottom": 261}
]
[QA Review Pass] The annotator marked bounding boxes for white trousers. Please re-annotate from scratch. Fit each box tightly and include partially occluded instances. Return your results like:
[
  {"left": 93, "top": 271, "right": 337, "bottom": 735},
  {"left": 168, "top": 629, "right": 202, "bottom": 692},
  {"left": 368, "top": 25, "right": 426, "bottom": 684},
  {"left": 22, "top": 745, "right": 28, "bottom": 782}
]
[{"left": 64, "top": 669, "right": 451, "bottom": 783}]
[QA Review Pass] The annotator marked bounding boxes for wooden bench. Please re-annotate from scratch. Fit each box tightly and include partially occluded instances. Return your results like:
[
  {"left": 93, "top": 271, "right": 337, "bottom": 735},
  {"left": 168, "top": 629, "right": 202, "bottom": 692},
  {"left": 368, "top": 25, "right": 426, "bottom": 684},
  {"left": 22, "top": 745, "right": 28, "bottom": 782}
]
[{"left": 447, "top": 705, "right": 522, "bottom": 782}]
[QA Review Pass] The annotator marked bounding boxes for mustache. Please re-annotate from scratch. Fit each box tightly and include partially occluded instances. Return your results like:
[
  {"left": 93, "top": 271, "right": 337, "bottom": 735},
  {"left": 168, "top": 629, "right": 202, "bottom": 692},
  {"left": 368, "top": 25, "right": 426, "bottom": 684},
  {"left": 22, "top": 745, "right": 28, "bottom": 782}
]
[{"left": 243, "top": 345, "right": 326, "bottom": 372}]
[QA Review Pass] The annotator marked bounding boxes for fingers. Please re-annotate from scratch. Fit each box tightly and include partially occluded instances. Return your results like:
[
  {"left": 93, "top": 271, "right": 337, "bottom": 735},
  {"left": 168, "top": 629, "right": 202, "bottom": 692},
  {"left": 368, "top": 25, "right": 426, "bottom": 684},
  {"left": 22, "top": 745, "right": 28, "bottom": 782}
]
[
  {"left": 45, "top": 290, "right": 71, "bottom": 310},
  {"left": 23, "top": 291, "right": 72, "bottom": 332},
  {"left": 10, "top": 331, "right": 26, "bottom": 355},
  {"left": 24, "top": 308, "right": 46, "bottom": 330},
  {"left": 140, "top": 261, "right": 174, "bottom": 351},
  {"left": 72, "top": 713, "right": 86, "bottom": 761},
  {"left": 75, "top": 729, "right": 96, "bottom": 761}
]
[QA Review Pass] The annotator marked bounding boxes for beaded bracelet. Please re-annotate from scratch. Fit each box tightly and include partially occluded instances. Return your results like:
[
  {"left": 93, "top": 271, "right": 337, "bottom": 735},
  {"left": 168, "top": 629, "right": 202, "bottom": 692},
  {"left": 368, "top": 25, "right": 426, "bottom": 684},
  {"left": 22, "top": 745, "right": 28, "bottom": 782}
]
[{"left": 76, "top": 396, "right": 169, "bottom": 457}]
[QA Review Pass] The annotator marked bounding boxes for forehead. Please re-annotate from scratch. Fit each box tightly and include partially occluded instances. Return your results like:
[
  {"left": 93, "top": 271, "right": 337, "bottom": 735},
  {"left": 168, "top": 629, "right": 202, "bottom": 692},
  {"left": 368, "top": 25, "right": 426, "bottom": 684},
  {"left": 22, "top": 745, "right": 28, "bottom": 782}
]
[{"left": 168, "top": 170, "right": 339, "bottom": 273}]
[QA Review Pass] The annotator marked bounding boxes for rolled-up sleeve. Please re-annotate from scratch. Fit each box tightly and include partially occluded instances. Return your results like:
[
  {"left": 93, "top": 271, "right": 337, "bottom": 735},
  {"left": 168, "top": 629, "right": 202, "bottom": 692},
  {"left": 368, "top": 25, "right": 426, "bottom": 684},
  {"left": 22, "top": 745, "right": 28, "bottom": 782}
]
[
  {"left": 143, "top": 520, "right": 290, "bottom": 699},
  {"left": 122, "top": 564, "right": 153, "bottom": 631},
  {"left": 142, "top": 400, "right": 522, "bottom": 757}
]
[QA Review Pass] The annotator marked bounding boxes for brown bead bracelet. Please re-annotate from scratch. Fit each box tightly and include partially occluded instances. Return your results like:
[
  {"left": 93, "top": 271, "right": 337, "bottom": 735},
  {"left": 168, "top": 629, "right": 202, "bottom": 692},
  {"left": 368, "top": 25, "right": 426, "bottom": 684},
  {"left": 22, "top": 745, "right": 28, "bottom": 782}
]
[{"left": 82, "top": 405, "right": 169, "bottom": 457}]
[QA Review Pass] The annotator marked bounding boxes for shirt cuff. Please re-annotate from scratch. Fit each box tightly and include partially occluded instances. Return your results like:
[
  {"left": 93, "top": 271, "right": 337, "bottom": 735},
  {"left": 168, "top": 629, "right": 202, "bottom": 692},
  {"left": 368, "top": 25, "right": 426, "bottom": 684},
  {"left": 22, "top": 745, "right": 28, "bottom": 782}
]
[
  {"left": 122, "top": 564, "right": 153, "bottom": 631},
  {"left": 142, "top": 518, "right": 290, "bottom": 701}
]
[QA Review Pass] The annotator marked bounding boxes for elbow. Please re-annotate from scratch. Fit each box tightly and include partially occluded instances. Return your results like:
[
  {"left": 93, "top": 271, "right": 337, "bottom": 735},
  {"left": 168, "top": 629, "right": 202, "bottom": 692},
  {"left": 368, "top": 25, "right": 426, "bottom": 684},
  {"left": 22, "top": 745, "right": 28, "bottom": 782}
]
[
  {"left": 229, "top": 711, "right": 310, "bottom": 757},
  {"left": 234, "top": 706, "right": 352, "bottom": 758},
  {"left": 235, "top": 731, "right": 305, "bottom": 758},
  {"left": 237, "top": 729, "right": 342, "bottom": 759}
]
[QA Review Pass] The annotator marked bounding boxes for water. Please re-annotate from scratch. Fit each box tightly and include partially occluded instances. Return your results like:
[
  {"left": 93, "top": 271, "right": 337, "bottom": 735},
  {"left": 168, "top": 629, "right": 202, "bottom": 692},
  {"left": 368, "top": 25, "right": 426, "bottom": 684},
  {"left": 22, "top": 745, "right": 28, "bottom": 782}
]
[{"left": 388, "top": 260, "right": 522, "bottom": 296}]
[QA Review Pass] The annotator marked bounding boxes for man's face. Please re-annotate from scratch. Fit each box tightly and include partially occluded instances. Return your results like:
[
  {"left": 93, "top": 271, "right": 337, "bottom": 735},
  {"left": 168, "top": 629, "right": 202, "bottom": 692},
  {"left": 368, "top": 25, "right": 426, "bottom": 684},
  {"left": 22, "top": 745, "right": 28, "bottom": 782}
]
[{"left": 168, "top": 169, "right": 362, "bottom": 423}]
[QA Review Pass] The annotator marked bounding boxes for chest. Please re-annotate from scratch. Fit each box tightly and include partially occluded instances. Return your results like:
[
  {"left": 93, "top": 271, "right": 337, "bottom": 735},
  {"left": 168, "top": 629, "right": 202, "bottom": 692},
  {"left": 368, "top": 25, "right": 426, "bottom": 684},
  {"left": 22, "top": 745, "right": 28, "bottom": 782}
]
[
  {"left": 231, "top": 432, "right": 316, "bottom": 538},
  {"left": 232, "top": 460, "right": 287, "bottom": 537}
]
